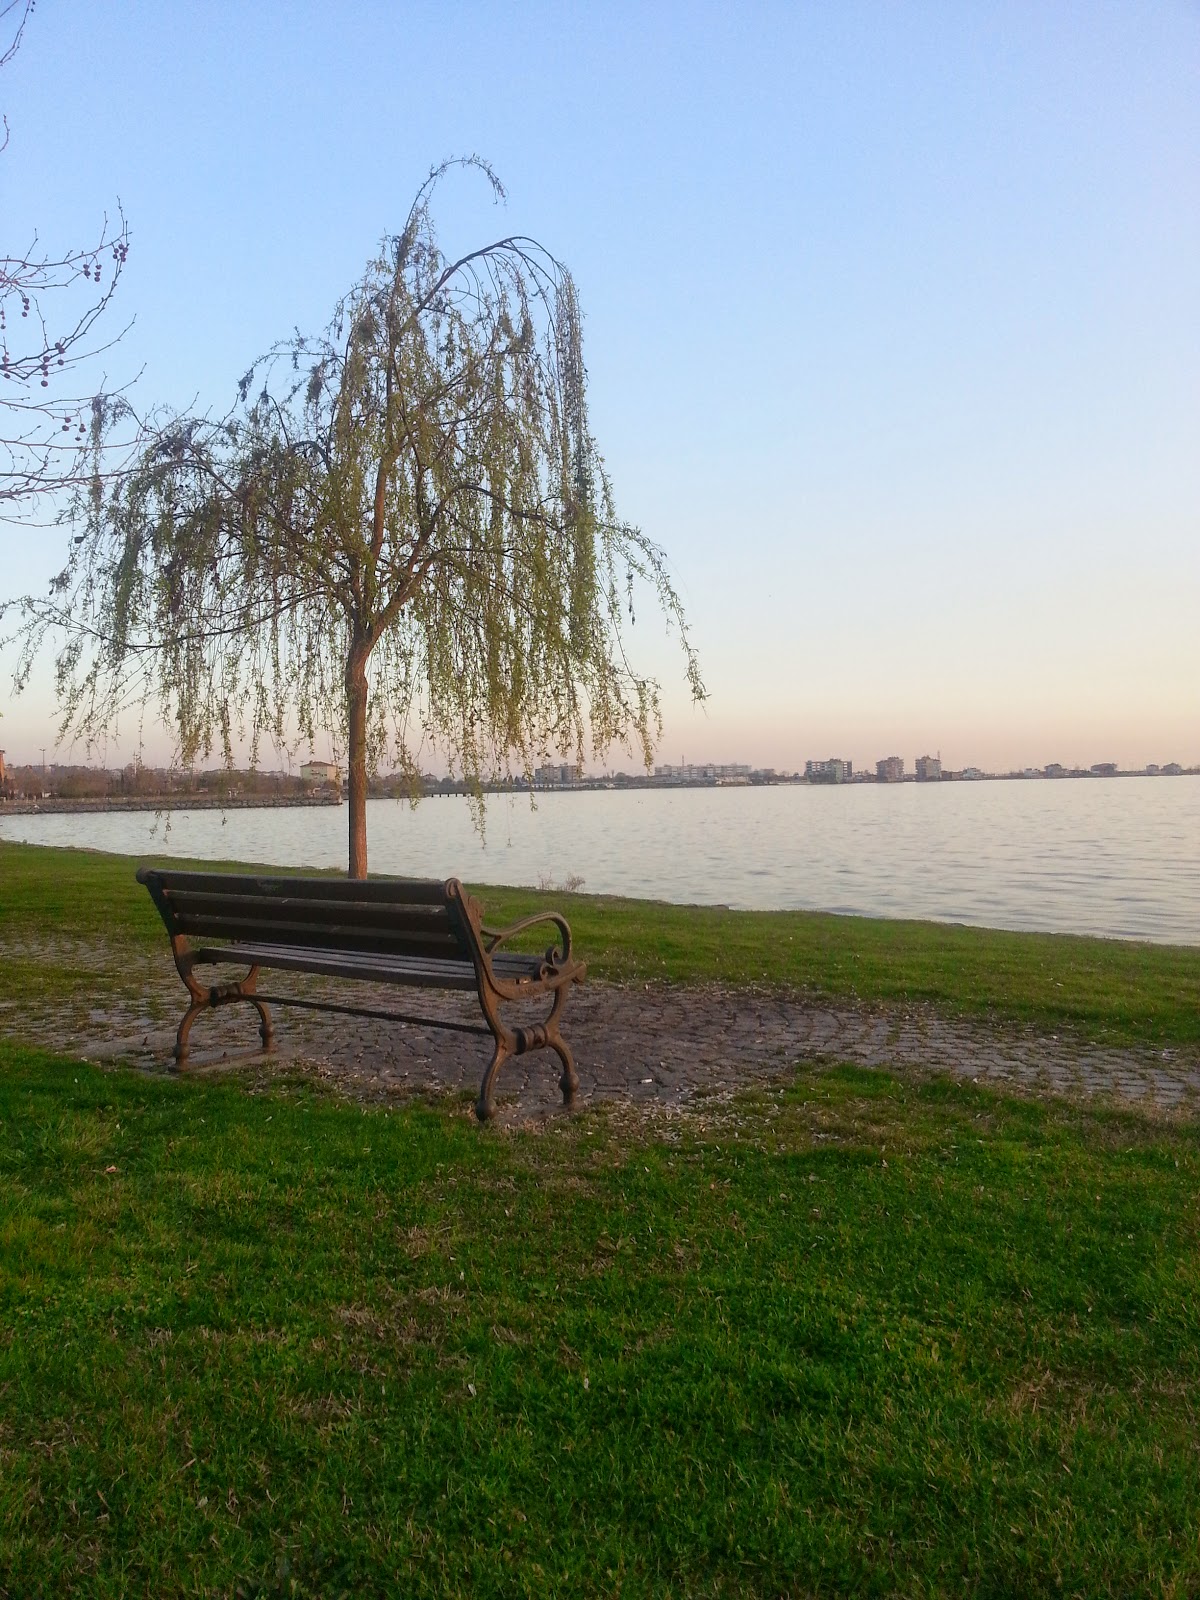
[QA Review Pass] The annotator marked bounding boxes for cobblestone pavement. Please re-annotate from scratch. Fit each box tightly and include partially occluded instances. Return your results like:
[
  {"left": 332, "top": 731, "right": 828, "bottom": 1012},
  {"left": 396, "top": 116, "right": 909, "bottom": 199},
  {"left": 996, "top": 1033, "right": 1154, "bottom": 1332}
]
[{"left": 4, "top": 935, "right": 1198, "bottom": 1122}]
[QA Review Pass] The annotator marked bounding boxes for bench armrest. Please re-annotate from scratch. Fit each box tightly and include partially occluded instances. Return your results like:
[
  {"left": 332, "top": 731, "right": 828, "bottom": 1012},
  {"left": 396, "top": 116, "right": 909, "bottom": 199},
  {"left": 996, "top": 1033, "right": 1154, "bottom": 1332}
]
[{"left": 481, "top": 911, "right": 572, "bottom": 966}]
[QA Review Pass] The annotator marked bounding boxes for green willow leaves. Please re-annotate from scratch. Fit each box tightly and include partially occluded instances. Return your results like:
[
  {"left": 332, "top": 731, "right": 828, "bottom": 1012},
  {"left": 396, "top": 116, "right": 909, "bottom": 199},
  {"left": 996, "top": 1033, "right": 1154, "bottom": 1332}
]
[{"left": 6, "top": 160, "right": 704, "bottom": 873}]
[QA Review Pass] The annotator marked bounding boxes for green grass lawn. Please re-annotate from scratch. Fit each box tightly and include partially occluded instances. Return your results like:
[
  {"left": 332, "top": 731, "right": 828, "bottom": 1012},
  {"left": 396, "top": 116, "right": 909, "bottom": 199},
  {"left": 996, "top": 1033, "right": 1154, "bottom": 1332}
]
[
  {"left": 2, "top": 1044, "right": 1199, "bottom": 1598},
  {"left": 2, "top": 839, "right": 1200, "bottom": 1595},
  {"left": 4, "top": 837, "right": 1200, "bottom": 1046}
]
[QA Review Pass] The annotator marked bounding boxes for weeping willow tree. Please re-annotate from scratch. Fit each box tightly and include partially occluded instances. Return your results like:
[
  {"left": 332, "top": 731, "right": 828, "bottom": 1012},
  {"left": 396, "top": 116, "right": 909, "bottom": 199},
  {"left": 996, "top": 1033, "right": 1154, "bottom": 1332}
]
[{"left": 7, "top": 160, "right": 703, "bottom": 875}]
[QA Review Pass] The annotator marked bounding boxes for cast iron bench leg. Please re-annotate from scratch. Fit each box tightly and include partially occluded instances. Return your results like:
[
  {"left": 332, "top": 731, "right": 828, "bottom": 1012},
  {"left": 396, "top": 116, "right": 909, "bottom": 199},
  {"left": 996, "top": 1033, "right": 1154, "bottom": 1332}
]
[
  {"left": 545, "top": 982, "right": 579, "bottom": 1106},
  {"left": 476, "top": 1033, "right": 513, "bottom": 1122},
  {"left": 175, "top": 996, "right": 206, "bottom": 1065},
  {"left": 475, "top": 984, "right": 578, "bottom": 1121},
  {"left": 174, "top": 969, "right": 272, "bottom": 1067}
]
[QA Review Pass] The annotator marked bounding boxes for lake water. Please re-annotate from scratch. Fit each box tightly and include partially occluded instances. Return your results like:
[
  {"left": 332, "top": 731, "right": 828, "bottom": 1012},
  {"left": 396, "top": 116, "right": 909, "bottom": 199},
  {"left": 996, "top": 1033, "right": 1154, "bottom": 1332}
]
[{"left": 2, "top": 778, "right": 1198, "bottom": 945}]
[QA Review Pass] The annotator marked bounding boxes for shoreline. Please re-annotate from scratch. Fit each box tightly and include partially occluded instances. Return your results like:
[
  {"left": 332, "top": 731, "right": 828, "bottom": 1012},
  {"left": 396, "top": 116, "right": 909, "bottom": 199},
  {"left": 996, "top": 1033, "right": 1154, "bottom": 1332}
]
[
  {"left": 0, "top": 793, "right": 342, "bottom": 817},
  {"left": 1, "top": 770, "right": 1194, "bottom": 816}
]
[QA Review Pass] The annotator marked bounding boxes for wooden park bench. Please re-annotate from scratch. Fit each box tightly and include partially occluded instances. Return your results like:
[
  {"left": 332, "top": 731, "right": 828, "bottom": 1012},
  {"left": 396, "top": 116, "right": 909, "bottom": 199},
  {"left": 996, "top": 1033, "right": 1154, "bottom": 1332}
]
[{"left": 136, "top": 867, "right": 585, "bottom": 1121}]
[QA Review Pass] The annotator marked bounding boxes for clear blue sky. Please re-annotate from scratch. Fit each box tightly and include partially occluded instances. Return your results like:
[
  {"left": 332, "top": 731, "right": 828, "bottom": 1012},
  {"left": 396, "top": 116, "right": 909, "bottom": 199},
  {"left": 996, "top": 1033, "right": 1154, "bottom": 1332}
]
[{"left": 2, "top": 1, "right": 1197, "bottom": 773}]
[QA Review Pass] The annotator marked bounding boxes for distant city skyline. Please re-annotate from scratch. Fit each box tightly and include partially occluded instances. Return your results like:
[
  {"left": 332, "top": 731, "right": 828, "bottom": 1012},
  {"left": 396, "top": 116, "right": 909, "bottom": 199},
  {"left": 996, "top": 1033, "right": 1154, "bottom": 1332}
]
[
  {"left": 2, "top": 4, "right": 1196, "bottom": 773},
  {"left": 3, "top": 744, "right": 1194, "bottom": 786}
]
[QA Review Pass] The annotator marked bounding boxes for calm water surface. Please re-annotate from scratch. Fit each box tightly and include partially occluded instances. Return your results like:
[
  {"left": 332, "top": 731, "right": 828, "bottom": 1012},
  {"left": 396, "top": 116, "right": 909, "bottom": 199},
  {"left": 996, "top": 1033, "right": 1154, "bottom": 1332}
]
[{"left": 2, "top": 779, "right": 1197, "bottom": 945}]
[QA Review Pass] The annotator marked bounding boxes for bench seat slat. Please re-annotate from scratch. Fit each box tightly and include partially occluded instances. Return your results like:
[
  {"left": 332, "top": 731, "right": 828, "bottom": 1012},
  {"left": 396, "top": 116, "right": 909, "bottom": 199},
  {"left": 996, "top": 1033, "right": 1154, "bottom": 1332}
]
[
  {"left": 192, "top": 941, "right": 548, "bottom": 991},
  {"left": 165, "top": 890, "right": 460, "bottom": 938},
  {"left": 155, "top": 869, "right": 450, "bottom": 905},
  {"left": 174, "top": 913, "right": 465, "bottom": 957},
  {"left": 194, "top": 942, "right": 483, "bottom": 990}
]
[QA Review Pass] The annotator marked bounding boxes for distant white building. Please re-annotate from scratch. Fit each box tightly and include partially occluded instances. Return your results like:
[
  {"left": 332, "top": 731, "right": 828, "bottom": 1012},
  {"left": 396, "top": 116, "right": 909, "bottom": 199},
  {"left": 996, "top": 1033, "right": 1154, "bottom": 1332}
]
[
  {"left": 655, "top": 762, "right": 751, "bottom": 782},
  {"left": 914, "top": 755, "right": 941, "bottom": 782},
  {"left": 876, "top": 756, "right": 904, "bottom": 783},
  {"left": 805, "top": 758, "right": 852, "bottom": 784},
  {"left": 300, "top": 761, "right": 340, "bottom": 784}
]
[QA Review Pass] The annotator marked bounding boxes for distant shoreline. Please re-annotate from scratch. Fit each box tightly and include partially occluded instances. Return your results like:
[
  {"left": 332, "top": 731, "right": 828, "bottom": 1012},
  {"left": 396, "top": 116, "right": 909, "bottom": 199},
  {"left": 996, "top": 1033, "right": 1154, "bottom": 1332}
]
[
  {"left": 2, "top": 767, "right": 1195, "bottom": 818},
  {"left": 0, "top": 793, "right": 343, "bottom": 818}
]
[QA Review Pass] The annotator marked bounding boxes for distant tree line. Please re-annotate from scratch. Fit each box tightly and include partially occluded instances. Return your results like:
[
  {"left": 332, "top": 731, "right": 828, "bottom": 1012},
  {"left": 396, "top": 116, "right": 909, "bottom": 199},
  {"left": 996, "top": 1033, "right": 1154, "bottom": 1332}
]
[{"left": 0, "top": 763, "right": 311, "bottom": 801}]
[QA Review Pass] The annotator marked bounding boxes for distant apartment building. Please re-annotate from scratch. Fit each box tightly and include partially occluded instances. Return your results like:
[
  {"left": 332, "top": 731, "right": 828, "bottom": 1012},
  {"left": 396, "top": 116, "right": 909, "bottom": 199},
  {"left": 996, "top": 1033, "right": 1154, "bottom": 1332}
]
[
  {"left": 961, "top": 766, "right": 985, "bottom": 780},
  {"left": 300, "top": 760, "right": 340, "bottom": 784},
  {"left": 534, "top": 762, "right": 582, "bottom": 786},
  {"left": 1044, "top": 763, "right": 1066, "bottom": 778},
  {"left": 1090, "top": 762, "right": 1118, "bottom": 778},
  {"left": 914, "top": 754, "right": 941, "bottom": 782},
  {"left": 654, "top": 762, "right": 751, "bottom": 782},
  {"left": 876, "top": 755, "right": 904, "bottom": 783},
  {"left": 1163, "top": 763, "right": 1183, "bottom": 776},
  {"left": 805, "top": 758, "right": 852, "bottom": 784}
]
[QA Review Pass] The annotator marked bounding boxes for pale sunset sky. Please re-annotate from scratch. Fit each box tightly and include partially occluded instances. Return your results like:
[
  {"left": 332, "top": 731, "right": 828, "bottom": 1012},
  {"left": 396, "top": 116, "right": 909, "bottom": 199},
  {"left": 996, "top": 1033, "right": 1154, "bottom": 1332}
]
[{"left": 1, "top": 2, "right": 1197, "bottom": 775}]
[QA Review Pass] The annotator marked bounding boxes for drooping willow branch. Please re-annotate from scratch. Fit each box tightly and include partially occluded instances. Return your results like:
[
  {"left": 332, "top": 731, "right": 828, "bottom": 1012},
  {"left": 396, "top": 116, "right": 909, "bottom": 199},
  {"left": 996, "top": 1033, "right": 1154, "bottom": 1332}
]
[{"left": 3, "top": 157, "right": 704, "bottom": 869}]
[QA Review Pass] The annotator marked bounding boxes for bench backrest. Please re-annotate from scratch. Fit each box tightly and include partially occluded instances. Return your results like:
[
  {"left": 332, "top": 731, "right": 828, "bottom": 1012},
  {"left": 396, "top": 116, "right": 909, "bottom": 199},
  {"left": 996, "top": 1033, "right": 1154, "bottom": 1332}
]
[{"left": 136, "top": 868, "right": 477, "bottom": 962}]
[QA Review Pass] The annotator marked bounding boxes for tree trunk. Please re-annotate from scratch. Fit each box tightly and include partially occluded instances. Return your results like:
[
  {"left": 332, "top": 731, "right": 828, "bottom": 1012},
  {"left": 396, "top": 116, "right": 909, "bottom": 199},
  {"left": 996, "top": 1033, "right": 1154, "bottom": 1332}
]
[{"left": 345, "top": 643, "right": 370, "bottom": 879}]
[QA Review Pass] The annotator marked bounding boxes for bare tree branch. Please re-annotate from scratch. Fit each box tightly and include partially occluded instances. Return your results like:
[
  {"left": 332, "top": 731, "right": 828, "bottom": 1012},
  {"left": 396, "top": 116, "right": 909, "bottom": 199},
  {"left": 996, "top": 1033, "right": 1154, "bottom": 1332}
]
[{"left": 0, "top": 2, "right": 133, "bottom": 513}]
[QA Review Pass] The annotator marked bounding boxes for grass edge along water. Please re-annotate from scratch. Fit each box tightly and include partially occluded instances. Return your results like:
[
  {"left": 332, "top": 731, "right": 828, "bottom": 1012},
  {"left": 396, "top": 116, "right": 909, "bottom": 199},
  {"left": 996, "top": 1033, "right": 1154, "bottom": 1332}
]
[{"left": 2, "top": 838, "right": 1200, "bottom": 1049}]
